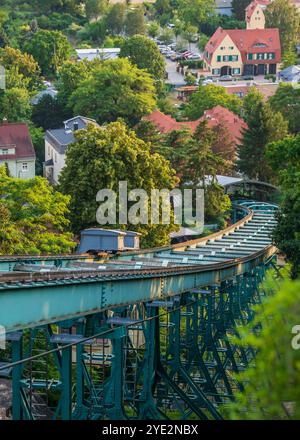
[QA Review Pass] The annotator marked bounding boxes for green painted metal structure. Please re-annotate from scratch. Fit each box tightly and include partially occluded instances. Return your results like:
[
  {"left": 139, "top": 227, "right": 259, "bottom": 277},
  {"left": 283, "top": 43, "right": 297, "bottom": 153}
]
[{"left": 0, "top": 201, "right": 278, "bottom": 420}]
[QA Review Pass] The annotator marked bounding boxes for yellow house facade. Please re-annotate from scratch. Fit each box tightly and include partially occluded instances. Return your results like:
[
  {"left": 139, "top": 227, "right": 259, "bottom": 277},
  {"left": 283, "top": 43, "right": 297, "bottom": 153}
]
[{"left": 203, "top": 33, "right": 243, "bottom": 76}]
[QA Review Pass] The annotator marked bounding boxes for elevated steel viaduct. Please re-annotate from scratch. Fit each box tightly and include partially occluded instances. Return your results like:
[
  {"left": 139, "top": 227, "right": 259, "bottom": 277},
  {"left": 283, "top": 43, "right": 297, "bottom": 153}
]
[{"left": 0, "top": 201, "right": 278, "bottom": 420}]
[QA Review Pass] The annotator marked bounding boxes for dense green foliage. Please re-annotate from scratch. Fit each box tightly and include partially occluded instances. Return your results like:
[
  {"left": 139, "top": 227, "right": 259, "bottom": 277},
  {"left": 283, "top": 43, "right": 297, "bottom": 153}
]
[
  {"left": 226, "top": 271, "right": 300, "bottom": 419},
  {"left": 185, "top": 84, "right": 242, "bottom": 120},
  {"left": 0, "top": 165, "right": 75, "bottom": 254},
  {"left": 267, "top": 135, "right": 300, "bottom": 278},
  {"left": 265, "top": 0, "right": 300, "bottom": 55},
  {"left": 120, "top": 35, "right": 165, "bottom": 92},
  {"left": 269, "top": 84, "right": 300, "bottom": 134},
  {"left": 231, "top": 0, "right": 250, "bottom": 21},
  {"left": 238, "top": 88, "right": 289, "bottom": 181},
  {"left": 69, "top": 58, "right": 157, "bottom": 125},
  {"left": 24, "top": 29, "right": 73, "bottom": 76},
  {"left": 59, "top": 121, "right": 179, "bottom": 247}
]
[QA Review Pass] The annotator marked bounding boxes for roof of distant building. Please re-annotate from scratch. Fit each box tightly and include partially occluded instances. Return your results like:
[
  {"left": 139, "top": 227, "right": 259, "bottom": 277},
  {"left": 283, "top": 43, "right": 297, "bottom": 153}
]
[
  {"left": 46, "top": 116, "right": 99, "bottom": 154},
  {"left": 0, "top": 121, "right": 36, "bottom": 160},
  {"left": 144, "top": 105, "right": 247, "bottom": 146},
  {"left": 76, "top": 48, "right": 121, "bottom": 62},
  {"left": 279, "top": 65, "right": 300, "bottom": 82}
]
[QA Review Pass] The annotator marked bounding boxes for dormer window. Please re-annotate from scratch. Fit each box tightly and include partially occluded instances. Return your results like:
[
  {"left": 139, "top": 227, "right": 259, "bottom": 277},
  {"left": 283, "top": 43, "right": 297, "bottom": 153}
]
[{"left": 253, "top": 43, "right": 267, "bottom": 48}]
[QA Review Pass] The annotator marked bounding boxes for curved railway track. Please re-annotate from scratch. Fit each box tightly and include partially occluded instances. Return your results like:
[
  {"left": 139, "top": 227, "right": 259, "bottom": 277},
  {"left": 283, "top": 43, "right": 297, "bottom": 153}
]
[{"left": 0, "top": 200, "right": 280, "bottom": 421}]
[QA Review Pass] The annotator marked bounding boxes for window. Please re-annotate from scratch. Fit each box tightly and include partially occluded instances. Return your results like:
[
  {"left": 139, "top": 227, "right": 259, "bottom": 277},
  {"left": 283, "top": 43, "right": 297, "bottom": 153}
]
[
  {"left": 22, "top": 163, "right": 28, "bottom": 172},
  {"left": 217, "top": 55, "right": 221, "bottom": 62},
  {"left": 55, "top": 153, "right": 57, "bottom": 163},
  {"left": 233, "top": 68, "right": 241, "bottom": 75},
  {"left": 232, "top": 55, "right": 239, "bottom": 61},
  {"left": 212, "top": 68, "right": 220, "bottom": 75},
  {"left": 247, "top": 53, "right": 253, "bottom": 60},
  {"left": 223, "top": 55, "right": 229, "bottom": 61},
  {"left": 1, "top": 149, "right": 8, "bottom": 155}
]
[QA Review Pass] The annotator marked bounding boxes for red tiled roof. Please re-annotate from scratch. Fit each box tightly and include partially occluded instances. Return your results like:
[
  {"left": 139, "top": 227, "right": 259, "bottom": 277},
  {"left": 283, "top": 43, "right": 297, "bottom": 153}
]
[
  {"left": 0, "top": 122, "right": 36, "bottom": 160},
  {"left": 144, "top": 110, "right": 199, "bottom": 134},
  {"left": 205, "top": 27, "right": 281, "bottom": 64},
  {"left": 201, "top": 106, "right": 248, "bottom": 146},
  {"left": 144, "top": 106, "right": 247, "bottom": 147}
]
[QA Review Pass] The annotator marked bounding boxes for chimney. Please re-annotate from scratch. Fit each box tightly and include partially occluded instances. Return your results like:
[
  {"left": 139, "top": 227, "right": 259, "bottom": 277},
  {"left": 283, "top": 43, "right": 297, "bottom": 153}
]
[{"left": 73, "top": 121, "right": 79, "bottom": 131}]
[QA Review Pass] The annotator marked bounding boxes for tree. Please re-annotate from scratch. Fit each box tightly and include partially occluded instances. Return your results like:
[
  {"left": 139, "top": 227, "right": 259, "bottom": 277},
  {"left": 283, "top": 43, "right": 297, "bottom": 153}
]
[
  {"left": 182, "top": 24, "right": 198, "bottom": 50},
  {"left": 106, "top": 3, "right": 126, "bottom": 35},
  {"left": 159, "top": 122, "right": 231, "bottom": 227},
  {"left": 238, "top": 89, "right": 288, "bottom": 181},
  {"left": 69, "top": 58, "right": 156, "bottom": 125},
  {"left": 56, "top": 59, "right": 97, "bottom": 111},
  {"left": 24, "top": 29, "right": 73, "bottom": 76},
  {"left": 211, "top": 119, "right": 236, "bottom": 172},
  {"left": 32, "top": 95, "right": 68, "bottom": 130},
  {"left": 120, "top": 35, "right": 165, "bottom": 92},
  {"left": 282, "top": 44, "right": 298, "bottom": 69},
  {"left": 147, "top": 21, "right": 160, "bottom": 39},
  {"left": 178, "top": 0, "right": 215, "bottom": 29},
  {"left": 0, "top": 166, "right": 75, "bottom": 255},
  {"left": 269, "top": 83, "right": 300, "bottom": 134},
  {"left": 59, "top": 121, "right": 179, "bottom": 247},
  {"left": 185, "top": 84, "right": 242, "bottom": 120},
  {"left": 231, "top": 0, "right": 250, "bottom": 21},
  {"left": 0, "top": 46, "right": 41, "bottom": 91},
  {"left": 159, "top": 27, "right": 174, "bottom": 45},
  {"left": 267, "top": 135, "right": 300, "bottom": 278},
  {"left": 0, "top": 87, "right": 31, "bottom": 122},
  {"left": 265, "top": 0, "right": 300, "bottom": 53},
  {"left": 85, "top": 0, "right": 108, "bottom": 20},
  {"left": 226, "top": 275, "right": 300, "bottom": 419},
  {"left": 125, "top": 7, "right": 146, "bottom": 36}
]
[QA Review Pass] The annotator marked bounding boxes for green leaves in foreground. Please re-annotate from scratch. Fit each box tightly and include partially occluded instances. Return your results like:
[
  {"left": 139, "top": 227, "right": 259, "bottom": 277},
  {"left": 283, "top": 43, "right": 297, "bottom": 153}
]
[
  {"left": 225, "top": 269, "right": 300, "bottom": 419},
  {"left": 0, "top": 166, "right": 75, "bottom": 255}
]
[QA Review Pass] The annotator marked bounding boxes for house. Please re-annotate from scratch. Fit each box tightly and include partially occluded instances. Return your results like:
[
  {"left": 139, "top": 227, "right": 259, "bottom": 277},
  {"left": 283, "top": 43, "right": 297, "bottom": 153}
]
[
  {"left": 215, "top": 0, "right": 233, "bottom": 16},
  {"left": 44, "top": 116, "right": 99, "bottom": 185},
  {"left": 203, "top": 27, "right": 281, "bottom": 77},
  {"left": 0, "top": 121, "right": 36, "bottom": 179},
  {"left": 279, "top": 65, "right": 300, "bottom": 83},
  {"left": 144, "top": 105, "right": 247, "bottom": 149},
  {"left": 246, "top": 1, "right": 266, "bottom": 30},
  {"left": 76, "top": 48, "right": 121, "bottom": 62}
]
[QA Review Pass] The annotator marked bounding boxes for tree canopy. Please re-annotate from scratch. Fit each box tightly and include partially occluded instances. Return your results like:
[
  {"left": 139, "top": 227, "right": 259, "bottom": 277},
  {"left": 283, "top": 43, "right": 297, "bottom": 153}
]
[
  {"left": 226, "top": 272, "right": 300, "bottom": 419},
  {"left": 119, "top": 35, "right": 165, "bottom": 92},
  {"left": 238, "top": 88, "right": 288, "bottom": 181},
  {"left": 269, "top": 83, "right": 300, "bottom": 134},
  {"left": 267, "top": 134, "right": 300, "bottom": 278},
  {"left": 0, "top": 166, "right": 75, "bottom": 255},
  {"left": 69, "top": 58, "right": 157, "bottom": 125},
  {"left": 184, "top": 84, "right": 242, "bottom": 120},
  {"left": 265, "top": 0, "right": 300, "bottom": 53},
  {"left": 59, "top": 121, "right": 179, "bottom": 247},
  {"left": 24, "top": 29, "right": 73, "bottom": 76}
]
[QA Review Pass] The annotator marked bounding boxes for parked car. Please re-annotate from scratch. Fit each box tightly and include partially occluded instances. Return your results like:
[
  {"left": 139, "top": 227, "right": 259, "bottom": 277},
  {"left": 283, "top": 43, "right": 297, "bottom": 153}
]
[
  {"left": 241, "top": 75, "right": 254, "bottom": 81},
  {"left": 186, "top": 54, "right": 202, "bottom": 60},
  {"left": 202, "top": 78, "right": 214, "bottom": 85},
  {"left": 220, "top": 75, "right": 233, "bottom": 81},
  {"left": 166, "top": 50, "right": 176, "bottom": 58}
]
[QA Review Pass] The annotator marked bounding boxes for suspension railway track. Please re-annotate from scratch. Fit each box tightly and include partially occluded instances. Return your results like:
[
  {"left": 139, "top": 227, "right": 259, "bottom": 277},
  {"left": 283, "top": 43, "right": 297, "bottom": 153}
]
[{"left": 0, "top": 200, "right": 279, "bottom": 420}]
